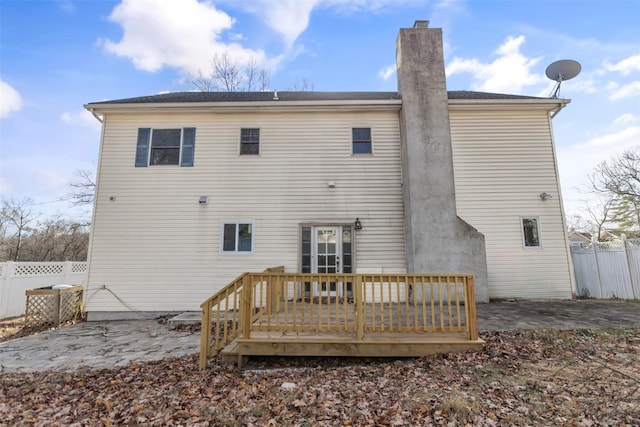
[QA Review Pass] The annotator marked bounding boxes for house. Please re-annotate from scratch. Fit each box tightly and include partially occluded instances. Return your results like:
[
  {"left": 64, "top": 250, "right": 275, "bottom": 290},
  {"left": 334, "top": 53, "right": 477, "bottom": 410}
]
[
  {"left": 84, "top": 21, "right": 575, "bottom": 321},
  {"left": 568, "top": 231, "right": 593, "bottom": 247}
]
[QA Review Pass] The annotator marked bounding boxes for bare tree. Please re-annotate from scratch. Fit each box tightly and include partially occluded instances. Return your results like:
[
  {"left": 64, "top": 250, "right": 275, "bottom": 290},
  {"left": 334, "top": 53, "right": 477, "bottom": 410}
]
[
  {"left": 68, "top": 168, "right": 96, "bottom": 206},
  {"left": 25, "top": 216, "right": 89, "bottom": 261},
  {"left": 288, "top": 77, "right": 315, "bottom": 91},
  {"left": 566, "top": 213, "right": 592, "bottom": 234},
  {"left": 588, "top": 147, "right": 640, "bottom": 229},
  {"left": 244, "top": 57, "right": 271, "bottom": 91},
  {"left": 193, "top": 52, "right": 271, "bottom": 92},
  {"left": 584, "top": 194, "right": 617, "bottom": 240},
  {"left": 257, "top": 68, "right": 271, "bottom": 91},
  {"left": 0, "top": 197, "right": 38, "bottom": 261}
]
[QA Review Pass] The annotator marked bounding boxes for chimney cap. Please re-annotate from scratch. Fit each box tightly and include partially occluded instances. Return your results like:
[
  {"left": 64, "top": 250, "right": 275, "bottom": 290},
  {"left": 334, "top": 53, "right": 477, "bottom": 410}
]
[{"left": 413, "top": 20, "right": 429, "bottom": 28}]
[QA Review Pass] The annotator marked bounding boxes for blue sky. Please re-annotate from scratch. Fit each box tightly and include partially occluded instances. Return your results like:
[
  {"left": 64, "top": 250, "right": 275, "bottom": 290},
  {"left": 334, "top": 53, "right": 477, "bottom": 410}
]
[{"left": 1, "top": 0, "right": 639, "bottom": 225}]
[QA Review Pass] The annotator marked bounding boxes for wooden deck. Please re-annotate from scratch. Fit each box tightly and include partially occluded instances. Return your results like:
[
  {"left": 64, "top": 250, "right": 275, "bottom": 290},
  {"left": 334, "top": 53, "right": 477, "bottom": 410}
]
[{"left": 200, "top": 271, "right": 483, "bottom": 369}]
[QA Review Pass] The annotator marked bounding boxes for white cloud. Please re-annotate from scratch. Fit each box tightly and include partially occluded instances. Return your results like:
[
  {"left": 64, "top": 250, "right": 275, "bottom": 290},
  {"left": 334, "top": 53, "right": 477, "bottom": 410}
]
[
  {"left": 610, "top": 80, "right": 640, "bottom": 100},
  {"left": 378, "top": 64, "right": 396, "bottom": 80},
  {"left": 320, "top": 0, "right": 423, "bottom": 14},
  {"left": 565, "top": 77, "right": 598, "bottom": 95},
  {"left": 61, "top": 110, "right": 102, "bottom": 130},
  {"left": 604, "top": 54, "right": 640, "bottom": 75},
  {"left": 254, "top": 0, "right": 320, "bottom": 48},
  {"left": 445, "top": 35, "right": 544, "bottom": 94},
  {"left": 0, "top": 80, "right": 22, "bottom": 118},
  {"left": 556, "top": 127, "right": 640, "bottom": 216},
  {"left": 102, "top": 0, "right": 268, "bottom": 75},
  {"left": 614, "top": 113, "right": 637, "bottom": 125},
  {"left": 56, "top": 0, "right": 76, "bottom": 13},
  {"left": 235, "top": 0, "right": 422, "bottom": 49},
  {"left": 36, "top": 170, "right": 70, "bottom": 193},
  {"left": 583, "top": 126, "right": 640, "bottom": 148},
  {"left": 0, "top": 176, "right": 11, "bottom": 193}
]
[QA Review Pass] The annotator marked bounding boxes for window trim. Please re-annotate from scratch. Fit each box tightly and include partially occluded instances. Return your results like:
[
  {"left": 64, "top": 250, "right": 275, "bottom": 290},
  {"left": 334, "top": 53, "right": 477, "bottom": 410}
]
[
  {"left": 351, "top": 127, "right": 373, "bottom": 155},
  {"left": 150, "top": 128, "right": 182, "bottom": 166},
  {"left": 135, "top": 127, "right": 196, "bottom": 167},
  {"left": 521, "top": 216, "right": 542, "bottom": 249},
  {"left": 239, "top": 128, "right": 260, "bottom": 156},
  {"left": 220, "top": 220, "right": 255, "bottom": 253}
]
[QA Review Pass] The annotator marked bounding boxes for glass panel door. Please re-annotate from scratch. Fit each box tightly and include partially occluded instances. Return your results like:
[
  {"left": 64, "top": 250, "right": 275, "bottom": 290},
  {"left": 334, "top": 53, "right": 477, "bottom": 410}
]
[{"left": 315, "top": 227, "right": 340, "bottom": 297}]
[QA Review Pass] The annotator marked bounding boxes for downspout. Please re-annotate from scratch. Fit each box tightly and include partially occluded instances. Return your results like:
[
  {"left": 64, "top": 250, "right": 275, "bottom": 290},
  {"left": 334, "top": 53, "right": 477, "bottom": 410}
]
[{"left": 547, "top": 97, "right": 577, "bottom": 298}]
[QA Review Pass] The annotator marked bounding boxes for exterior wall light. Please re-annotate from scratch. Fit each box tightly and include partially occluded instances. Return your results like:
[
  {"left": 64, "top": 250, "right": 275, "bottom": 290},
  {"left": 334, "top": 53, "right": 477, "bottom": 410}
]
[
  {"left": 199, "top": 196, "right": 209, "bottom": 204},
  {"left": 539, "top": 192, "right": 552, "bottom": 201},
  {"left": 354, "top": 218, "right": 363, "bottom": 230}
]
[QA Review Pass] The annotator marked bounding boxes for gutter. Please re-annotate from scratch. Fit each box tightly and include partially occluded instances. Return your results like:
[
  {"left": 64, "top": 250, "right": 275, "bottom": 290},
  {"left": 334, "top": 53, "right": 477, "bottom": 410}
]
[
  {"left": 84, "top": 105, "right": 103, "bottom": 123},
  {"left": 550, "top": 99, "right": 571, "bottom": 119}
]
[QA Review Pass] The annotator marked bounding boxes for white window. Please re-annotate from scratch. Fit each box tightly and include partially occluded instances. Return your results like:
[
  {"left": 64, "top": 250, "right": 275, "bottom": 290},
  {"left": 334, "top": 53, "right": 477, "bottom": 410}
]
[
  {"left": 135, "top": 127, "right": 196, "bottom": 167},
  {"left": 240, "top": 128, "right": 260, "bottom": 155},
  {"left": 352, "top": 127, "right": 372, "bottom": 154},
  {"left": 221, "top": 221, "right": 254, "bottom": 252},
  {"left": 521, "top": 217, "right": 541, "bottom": 248}
]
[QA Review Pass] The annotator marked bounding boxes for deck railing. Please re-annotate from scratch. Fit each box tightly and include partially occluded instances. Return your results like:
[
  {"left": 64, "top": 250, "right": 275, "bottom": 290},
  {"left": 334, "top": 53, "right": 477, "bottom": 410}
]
[
  {"left": 200, "top": 272, "right": 477, "bottom": 369},
  {"left": 199, "top": 266, "right": 284, "bottom": 369}
]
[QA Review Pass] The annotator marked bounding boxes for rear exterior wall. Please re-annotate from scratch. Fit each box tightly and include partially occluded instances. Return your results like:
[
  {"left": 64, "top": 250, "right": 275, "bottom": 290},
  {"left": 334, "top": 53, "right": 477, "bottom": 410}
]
[
  {"left": 86, "top": 109, "right": 406, "bottom": 314},
  {"left": 450, "top": 108, "right": 573, "bottom": 299}
]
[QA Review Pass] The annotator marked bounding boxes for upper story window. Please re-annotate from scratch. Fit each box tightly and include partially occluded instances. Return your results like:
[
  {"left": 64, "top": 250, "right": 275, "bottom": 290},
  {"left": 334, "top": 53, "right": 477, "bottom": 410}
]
[
  {"left": 352, "top": 127, "right": 372, "bottom": 154},
  {"left": 521, "top": 217, "right": 541, "bottom": 248},
  {"left": 135, "top": 127, "right": 196, "bottom": 167},
  {"left": 240, "top": 128, "right": 260, "bottom": 155},
  {"left": 222, "top": 221, "right": 254, "bottom": 253}
]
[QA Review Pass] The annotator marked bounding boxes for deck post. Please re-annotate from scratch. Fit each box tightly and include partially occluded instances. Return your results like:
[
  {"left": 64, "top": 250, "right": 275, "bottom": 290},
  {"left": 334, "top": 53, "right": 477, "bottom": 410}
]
[
  {"left": 355, "top": 275, "right": 364, "bottom": 341},
  {"left": 199, "top": 302, "right": 212, "bottom": 370},
  {"left": 241, "top": 275, "right": 253, "bottom": 339},
  {"left": 465, "top": 275, "right": 478, "bottom": 340}
]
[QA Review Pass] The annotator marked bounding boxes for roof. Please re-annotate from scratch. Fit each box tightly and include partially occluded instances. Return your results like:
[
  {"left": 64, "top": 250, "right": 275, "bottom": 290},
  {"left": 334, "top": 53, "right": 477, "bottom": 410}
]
[{"left": 87, "top": 90, "right": 546, "bottom": 105}]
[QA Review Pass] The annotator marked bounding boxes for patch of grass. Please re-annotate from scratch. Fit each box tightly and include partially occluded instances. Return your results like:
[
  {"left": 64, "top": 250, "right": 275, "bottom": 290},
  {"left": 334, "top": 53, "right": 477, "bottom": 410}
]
[{"left": 439, "top": 395, "right": 481, "bottom": 421}]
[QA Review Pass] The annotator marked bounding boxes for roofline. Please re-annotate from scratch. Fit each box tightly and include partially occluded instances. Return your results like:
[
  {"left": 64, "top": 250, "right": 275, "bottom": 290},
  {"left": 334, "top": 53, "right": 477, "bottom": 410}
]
[
  {"left": 448, "top": 97, "right": 570, "bottom": 112},
  {"left": 84, "top": 99, "right": 404, "bottom": 115},
  {"left": 85, "top": 96, "right": 570, "bottom": 116}
]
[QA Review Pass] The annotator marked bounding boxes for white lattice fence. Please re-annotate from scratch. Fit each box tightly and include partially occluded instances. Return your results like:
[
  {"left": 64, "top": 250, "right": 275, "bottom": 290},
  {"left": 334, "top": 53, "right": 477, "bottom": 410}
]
[
  {"left": 571, "top": 237, "right": 640, "bottom": 300},
  {"left": 0, "top": 262, "right": 88, "bottom": 319}
]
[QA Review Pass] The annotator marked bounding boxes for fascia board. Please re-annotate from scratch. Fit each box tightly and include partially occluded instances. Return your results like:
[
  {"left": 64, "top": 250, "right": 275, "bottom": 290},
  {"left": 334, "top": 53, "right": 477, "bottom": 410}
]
[
  {"left": 84, "top": 99, "right": 403, "bottom": 115},
  {"left": 448, "top": 98, "right": 571, "bottom": 112}
]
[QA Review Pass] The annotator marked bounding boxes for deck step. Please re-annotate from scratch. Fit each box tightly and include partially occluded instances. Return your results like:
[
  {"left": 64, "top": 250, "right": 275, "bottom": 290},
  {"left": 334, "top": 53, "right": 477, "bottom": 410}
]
[
  {"left": 167, "top": 311, "right": 201, "bottom": 329},
  {"left": 220, "top": 332, "right": 484, "bottom": 366}
]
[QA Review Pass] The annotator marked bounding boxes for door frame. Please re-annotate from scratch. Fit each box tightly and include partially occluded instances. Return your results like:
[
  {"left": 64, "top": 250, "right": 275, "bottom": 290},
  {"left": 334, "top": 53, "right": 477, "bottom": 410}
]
[
  {"left": 299, "top": 224, "right": 355, "bottom": 299},
  {"left": 314, "top": 226, "right": 341, "bottom": 297}
]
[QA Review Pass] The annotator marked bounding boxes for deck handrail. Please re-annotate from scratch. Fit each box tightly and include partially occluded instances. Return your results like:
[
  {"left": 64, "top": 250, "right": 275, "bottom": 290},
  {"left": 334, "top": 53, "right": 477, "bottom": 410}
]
[
  {"left": 199, "top": 266, "right": 285, "bottom": 369},
  {"left": 200, "top": 272, "right": 477, "bottom": 369}
]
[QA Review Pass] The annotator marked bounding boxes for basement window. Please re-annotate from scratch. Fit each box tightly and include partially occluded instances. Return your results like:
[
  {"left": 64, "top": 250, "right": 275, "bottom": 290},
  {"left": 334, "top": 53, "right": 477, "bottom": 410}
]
[
  {"left": 521, "top": 217, "right": 541, "bottom": 248},
  {"left": 222, "top": 221, "right": 254, "bottom": 252}
]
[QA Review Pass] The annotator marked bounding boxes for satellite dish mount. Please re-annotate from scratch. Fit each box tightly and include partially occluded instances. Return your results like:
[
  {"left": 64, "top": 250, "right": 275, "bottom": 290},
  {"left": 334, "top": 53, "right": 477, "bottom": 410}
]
[{"left": 545, "top": 59, "right": 581, "bottom": 98}]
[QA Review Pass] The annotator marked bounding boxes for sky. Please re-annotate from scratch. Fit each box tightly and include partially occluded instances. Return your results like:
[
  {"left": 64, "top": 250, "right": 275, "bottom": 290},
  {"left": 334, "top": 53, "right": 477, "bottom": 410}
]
[{"left": 1, "top": 0, "right": 639, "bottom": 225}]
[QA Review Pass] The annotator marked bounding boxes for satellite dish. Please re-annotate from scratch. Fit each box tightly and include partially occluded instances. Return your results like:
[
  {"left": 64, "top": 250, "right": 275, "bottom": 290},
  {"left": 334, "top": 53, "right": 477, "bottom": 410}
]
[{"left": 545, "top": 59, "right": 581, "bottom": 98}]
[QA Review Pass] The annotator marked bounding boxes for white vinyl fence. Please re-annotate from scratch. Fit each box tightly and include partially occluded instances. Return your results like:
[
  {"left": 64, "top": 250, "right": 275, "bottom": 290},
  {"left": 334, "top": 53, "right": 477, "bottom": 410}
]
[
  {"left": 0, "top": 262, "right": 88, "bottom": 319},
  {"left": 571, "top": 237, "right": 640, "bottom": 300}
]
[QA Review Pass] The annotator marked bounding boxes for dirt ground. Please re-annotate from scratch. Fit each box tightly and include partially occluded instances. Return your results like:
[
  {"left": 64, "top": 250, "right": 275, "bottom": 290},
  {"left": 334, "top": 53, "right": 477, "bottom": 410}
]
[
  {"left": 0, "top": 315, "right": 84, "bottom": 343},
  {"left": 1, "top": 326, "right": 638, "bottom": 426}
]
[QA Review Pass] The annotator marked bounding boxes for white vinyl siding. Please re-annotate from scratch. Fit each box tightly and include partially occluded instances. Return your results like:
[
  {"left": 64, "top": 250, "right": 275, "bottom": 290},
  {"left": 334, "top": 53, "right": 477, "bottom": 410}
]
[
  {"left": 87, "top": 110, "right": 405, "bottom": 313},
  {"left": 450, "top": 109, "right": 573, "bottom": 299}
]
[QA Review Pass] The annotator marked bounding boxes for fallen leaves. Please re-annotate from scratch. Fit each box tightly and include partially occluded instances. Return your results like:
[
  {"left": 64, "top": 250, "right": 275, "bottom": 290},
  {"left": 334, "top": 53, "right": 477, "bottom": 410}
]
[{"left": 0, "top": 327, "right": 638, "bottom": 426}]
